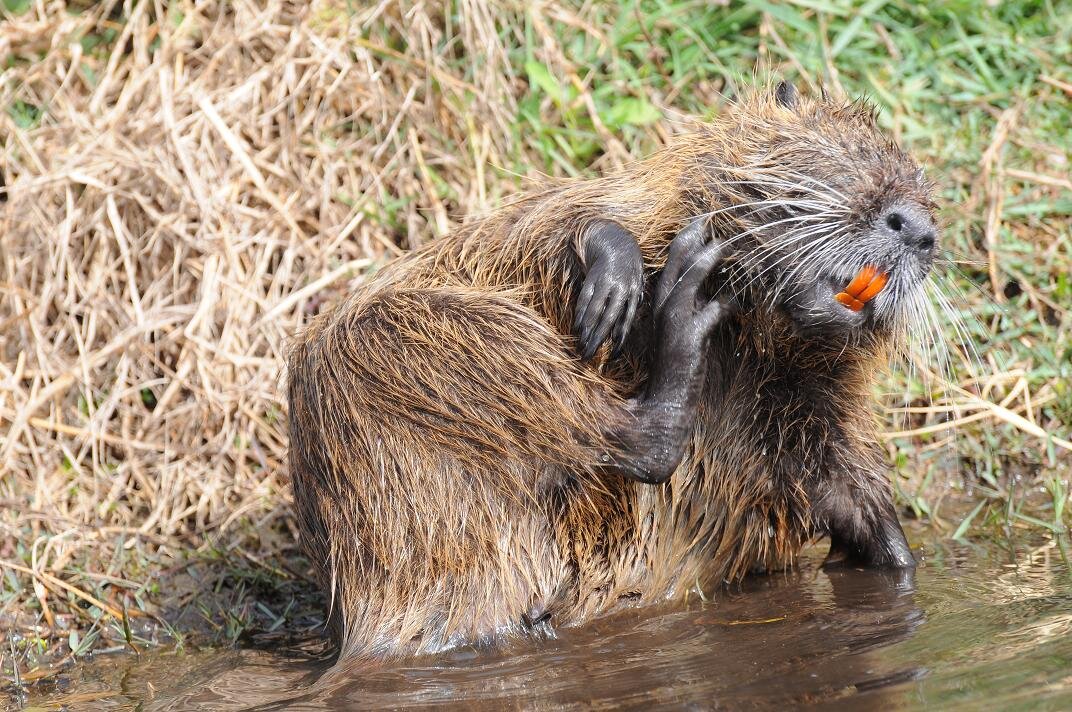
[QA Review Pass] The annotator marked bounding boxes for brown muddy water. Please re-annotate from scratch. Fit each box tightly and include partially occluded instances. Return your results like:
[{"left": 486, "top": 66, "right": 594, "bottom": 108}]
[{"left": 11, "top": 527, "right": 1072, "bottom": 711}]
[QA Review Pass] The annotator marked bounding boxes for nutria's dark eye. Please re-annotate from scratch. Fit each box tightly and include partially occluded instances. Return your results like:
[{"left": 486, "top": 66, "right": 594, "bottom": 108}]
[{"left": 886, "top": 213, "right": 904, "bottom": 231}]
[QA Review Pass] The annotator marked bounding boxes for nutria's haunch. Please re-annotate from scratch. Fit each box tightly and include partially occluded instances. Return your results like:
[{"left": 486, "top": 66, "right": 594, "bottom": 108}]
[{"left": 288, "top": 83, "right": 933, "bottom": 662}]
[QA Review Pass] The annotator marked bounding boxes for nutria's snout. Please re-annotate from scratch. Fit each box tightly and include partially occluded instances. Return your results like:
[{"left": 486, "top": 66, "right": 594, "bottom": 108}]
[
  {"left": 702, "top": 91, "right": 941, "bottom": 340},
  {"left": 771, "top": 197, "right": 940, "bottom": 338},
  {"left": 881, "top": 201, "right": 938, "bottom": 259}
]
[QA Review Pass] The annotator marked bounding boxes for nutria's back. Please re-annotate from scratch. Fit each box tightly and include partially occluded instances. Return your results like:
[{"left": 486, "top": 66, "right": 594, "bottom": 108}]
[{"left": 288, "top": 83, "right": 933, "bottom": 662}]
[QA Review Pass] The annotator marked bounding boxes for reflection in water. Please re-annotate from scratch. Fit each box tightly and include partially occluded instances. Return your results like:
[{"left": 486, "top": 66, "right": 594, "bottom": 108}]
[{"left": 20, "top": 534, "right": 1072, "bottom": 710}]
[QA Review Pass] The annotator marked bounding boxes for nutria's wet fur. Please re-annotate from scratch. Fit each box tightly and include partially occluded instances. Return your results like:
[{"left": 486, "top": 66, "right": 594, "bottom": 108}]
[{"left": 288, "top": 85, "right": 936, "bottom": 662}]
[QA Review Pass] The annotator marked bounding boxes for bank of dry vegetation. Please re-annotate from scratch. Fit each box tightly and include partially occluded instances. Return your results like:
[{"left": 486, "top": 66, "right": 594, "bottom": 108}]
[{"left": 1, "top": 0, "right": 1070, "bottom": 685}]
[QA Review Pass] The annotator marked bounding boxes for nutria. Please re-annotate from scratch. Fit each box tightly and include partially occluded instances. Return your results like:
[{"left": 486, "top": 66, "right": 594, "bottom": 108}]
[{"left": 287, "top": 82, "right": 933, "bottom": 662}]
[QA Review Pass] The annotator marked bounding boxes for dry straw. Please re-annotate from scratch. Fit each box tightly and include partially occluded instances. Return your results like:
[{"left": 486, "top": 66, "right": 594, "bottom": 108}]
[{"left": 0, "top": 0, "right": 526, "bottom": 642}]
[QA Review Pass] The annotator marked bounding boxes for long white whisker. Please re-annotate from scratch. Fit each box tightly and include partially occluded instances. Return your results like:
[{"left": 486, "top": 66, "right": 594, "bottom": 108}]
[
  {"left": 746, "top": 225, "right": 852, "bottom": 299},
  {"left": 660, "top": 213, "right": 844, "bottom": 309},
  {"left": 729, "top": 165, "right": 851, "bottom": 203},
  {"left": 743, "top": 224, "right": 854, "bottom": 302},
  {"left": 714, "top": 177, "right": 849, "bottom": 208},
  {"left": 768, "top": 230, "right": 857, "bottom": 305},
  {"left": 692, "top": 198, "right": 843, "bottom": 225}
]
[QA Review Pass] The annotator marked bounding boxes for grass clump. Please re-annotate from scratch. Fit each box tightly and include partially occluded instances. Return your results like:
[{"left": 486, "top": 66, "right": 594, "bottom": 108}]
[{"left": 1, "top": 0, "right": 1069, "bottom": 688}]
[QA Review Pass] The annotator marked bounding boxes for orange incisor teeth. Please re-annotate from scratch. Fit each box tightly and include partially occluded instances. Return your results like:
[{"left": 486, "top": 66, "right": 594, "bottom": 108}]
[
  {"left": 842, "top": 265, "right": 879, "bottom": 298},
  {"left": 834, "top": 292, "right": 866, "bottom": 312},
  {"left": 856, "top": 271, "right": 889, "bottom": 302},
  {"left": 835, "top": 266, "right": 888, "bottom": 313}
]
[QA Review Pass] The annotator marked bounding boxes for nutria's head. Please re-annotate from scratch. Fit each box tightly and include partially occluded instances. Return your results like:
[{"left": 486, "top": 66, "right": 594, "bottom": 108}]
[{"left": 696, "top": 82, "right": 939, "bottom": 342}]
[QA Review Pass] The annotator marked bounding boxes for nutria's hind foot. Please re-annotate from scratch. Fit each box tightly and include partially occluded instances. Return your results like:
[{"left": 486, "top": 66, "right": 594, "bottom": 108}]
[
  {"left": 820, "top": 487, "right": 916, "bottom": 570},
  {"left": 603, "top": 220, "right": 734, "bottom": 484},
  {"left": 574, "top": 220, "right": 645, "bottom": 360},
  {"left": 823, "top": 521, "right": 915, "bottom": 570}
]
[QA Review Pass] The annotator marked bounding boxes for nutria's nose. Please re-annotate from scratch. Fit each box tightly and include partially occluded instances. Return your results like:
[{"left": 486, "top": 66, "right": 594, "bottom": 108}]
[{"left": 882, "top": 204, "right": 936, "bottom": 255}]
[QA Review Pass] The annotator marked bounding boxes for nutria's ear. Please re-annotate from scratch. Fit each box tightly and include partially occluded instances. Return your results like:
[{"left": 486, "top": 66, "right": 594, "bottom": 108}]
[{"left": 775, "top": 81, "right": 798, "bottom": 110}]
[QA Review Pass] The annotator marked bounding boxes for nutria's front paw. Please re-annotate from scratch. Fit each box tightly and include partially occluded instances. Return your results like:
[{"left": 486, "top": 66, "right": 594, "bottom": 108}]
[
  {"left": 574, "top": 222, "right": 644, "bottom": 360},
  {"left": 652, "top": 220, "right": 733, "bottom": 354},
  {"left": 608, "top": 221, "right": 733, "bottom": 485}
]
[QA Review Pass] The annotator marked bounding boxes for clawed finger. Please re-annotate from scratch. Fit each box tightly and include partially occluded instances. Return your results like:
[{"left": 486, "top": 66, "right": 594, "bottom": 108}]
[
  {"left": 582, "top": 290, "right": 623, "bottom": 360},
  {"left": 578, "top": 289, "right": 610, "bottom": 354},
  {"left": 697, "top": 296, "right": 736, "bottom": 331},
  {"left": 612, "top": 292, "right": 640, "bottom": 356},
  {"left": 666, "top": 219, "right": 707, "bottom": 265},
  {"left": 658, "top": 221, "right": 705, "bottom": 303},
  {"left": 657, "top": 240, "right": 723, "bottom": 313},
  {"left": 678, "top": 241, "right": 723, "bottom": 291},
  {"left": 573, "top": 280, "right": 597, "bottom": 333}
]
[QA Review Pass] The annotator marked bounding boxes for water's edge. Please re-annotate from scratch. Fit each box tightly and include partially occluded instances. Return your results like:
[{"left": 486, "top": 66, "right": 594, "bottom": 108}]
[{"left": 15, "top": 527, "right": 1072, "bottom": 711}]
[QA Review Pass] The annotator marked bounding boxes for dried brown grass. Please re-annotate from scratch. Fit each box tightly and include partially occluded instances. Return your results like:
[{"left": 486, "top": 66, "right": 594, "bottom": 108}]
[{"left": 0, "top": 0, "right": 536, "bottom": 647}]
